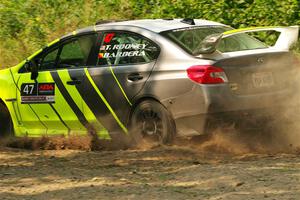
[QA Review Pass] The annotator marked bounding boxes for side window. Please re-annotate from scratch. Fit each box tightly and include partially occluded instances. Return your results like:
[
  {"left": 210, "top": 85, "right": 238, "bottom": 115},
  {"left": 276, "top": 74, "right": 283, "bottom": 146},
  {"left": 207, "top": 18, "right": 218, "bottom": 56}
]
[
  {"left": 97, "top": 32, "right": 160, "bottom": 66},
  {"left": 58, "top": 34, "right": 97, "bottom": 68},
  {"left": 60, "top": 41, "right": 84, "bottom": 64},
  {"left": 39, "top": 34, "right": 97, "bottom": 71},
  {"left": 40, "top": 48, "right": 59, "bottom": 70}
]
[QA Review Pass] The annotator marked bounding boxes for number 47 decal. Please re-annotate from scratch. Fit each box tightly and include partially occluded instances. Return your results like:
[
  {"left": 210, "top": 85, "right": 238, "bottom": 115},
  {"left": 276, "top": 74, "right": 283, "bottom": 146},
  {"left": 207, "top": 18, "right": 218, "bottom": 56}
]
[
  {"left": 21, "top": 83, "right": 37, "bottom": 96},
  {"left": 23, "top": 84, "right": 35, "bottom": 95}
]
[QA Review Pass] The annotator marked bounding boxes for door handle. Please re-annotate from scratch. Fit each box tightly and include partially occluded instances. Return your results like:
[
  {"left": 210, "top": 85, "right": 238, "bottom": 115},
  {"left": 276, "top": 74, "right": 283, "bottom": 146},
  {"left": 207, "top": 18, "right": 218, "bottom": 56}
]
[
  {"left": 5, "top": 98, "right": 17, "bottom": 102},
  {"left": 128, "top": 73, "right": 143, "bottom": 81},
  {"left": 66, "top": 80, "right": 82, "bottom": 85}
]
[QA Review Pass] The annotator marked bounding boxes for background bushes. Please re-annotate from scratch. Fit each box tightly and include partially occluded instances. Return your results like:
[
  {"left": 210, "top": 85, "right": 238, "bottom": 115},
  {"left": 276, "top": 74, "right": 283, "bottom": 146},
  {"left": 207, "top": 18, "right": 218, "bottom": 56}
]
[{"left": 0, "top": 0, "right": 299, "bottom": 67}]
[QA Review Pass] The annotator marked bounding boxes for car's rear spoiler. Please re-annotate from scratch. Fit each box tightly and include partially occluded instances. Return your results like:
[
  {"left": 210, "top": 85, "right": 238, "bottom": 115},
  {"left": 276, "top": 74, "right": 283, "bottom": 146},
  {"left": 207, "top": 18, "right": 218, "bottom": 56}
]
[
  {"left": 223, "top": 26, "right": 299, "bottom": 51},
  {"left": 195, "top": 26, "right": 299, "bottom": 55}
]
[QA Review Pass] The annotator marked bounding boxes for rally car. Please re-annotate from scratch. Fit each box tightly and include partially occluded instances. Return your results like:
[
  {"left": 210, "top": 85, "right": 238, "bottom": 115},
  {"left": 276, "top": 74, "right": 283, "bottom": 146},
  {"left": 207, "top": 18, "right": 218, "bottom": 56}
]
[{"left": 0, "top": 19, "right": 299, "bottom": 144}]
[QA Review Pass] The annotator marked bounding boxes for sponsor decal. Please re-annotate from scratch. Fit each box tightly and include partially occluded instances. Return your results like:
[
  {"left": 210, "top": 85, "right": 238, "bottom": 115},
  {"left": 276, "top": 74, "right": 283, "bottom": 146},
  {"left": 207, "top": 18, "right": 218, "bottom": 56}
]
[
  {"left": 98, "top": 53, "right": 104, "bottom": 58},
  {"left": 38, "top": 83, "right": 55, "bottom": 95},
  {"left": 171, "top": 25, "right": 221, "bottom": 32},
  {"left": 104, "top": 33, "right": 115, "bottom": 43},
  {"left": 21, "top": 83, "right": 55, "bottom": 104},
  {"left": 21, "top": 96, "right": 55, "bottom": 104}
]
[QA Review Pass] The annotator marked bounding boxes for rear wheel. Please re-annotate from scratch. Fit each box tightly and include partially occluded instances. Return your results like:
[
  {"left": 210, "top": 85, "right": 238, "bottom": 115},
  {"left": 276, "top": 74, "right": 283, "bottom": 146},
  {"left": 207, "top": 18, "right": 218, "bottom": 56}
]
[
  {"left": 0, "top": 103, "right": 13, "bottom": 137},
  {"left": 130, "top": 100, "right": 175, "bottom": 145}
]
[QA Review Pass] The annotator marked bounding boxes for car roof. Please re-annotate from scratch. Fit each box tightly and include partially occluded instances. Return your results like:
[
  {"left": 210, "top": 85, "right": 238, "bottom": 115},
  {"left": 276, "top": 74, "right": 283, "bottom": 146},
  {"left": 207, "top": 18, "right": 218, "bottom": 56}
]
[
  {"left": 95, "top": 19, "right": 227, "bottom": 33},
  {"left": 61, "top": 19, "right": 228, "bottom": 40}
]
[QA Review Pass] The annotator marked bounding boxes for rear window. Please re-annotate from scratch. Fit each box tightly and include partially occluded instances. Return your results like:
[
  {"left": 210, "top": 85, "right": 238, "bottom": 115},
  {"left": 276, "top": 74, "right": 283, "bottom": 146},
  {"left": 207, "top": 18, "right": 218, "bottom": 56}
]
[
  {"left": 218, "top": 33, "right": 268, "bottom": 53},
  {"left": 160, "top": 26, "right": 268, "bottom": 55}
]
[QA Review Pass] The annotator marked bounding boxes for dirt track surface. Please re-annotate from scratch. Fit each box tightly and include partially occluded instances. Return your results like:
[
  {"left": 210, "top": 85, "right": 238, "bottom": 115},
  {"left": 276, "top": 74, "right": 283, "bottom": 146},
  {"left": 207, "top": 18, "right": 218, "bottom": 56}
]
[{"left": 0, "top": 145, "right": 300, "bottom": 200}]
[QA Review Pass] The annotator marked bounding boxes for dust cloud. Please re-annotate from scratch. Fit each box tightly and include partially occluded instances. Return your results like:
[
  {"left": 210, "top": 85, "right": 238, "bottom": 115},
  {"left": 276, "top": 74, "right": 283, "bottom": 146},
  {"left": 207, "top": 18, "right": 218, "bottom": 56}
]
[
  {"left": 3, "top": 89, "right": 300, "bottom": 155},
  {"left": 178, "top": 52, "right": 300, "bottom": 155}
]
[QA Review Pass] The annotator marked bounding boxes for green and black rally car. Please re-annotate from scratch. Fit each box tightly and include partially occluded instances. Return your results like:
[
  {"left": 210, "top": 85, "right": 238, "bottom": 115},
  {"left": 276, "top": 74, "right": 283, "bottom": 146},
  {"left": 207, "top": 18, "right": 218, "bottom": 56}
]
[{"left": 0, "top": 19, "right": 298, "bottom": 143}]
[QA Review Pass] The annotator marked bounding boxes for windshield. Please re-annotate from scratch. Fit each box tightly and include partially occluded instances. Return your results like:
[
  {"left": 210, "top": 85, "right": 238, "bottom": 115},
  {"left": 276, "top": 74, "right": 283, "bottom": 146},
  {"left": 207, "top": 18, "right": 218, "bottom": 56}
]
[{"left": 160, "top": 26, "right": 268, "bottom": 55}]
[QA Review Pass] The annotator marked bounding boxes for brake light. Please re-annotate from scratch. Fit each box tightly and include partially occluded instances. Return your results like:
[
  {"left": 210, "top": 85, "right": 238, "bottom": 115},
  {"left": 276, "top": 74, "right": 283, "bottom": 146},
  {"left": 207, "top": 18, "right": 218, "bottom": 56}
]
[{"left": 187, "top": 65, "right": 228, "bottom": 84}]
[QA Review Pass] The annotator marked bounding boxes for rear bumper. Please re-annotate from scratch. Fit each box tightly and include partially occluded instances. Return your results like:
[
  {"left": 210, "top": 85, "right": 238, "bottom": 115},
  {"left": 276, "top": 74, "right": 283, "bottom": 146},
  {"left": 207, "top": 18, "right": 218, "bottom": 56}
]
[
  {"left": 202, "top": 84, "right": 296, "bottom": 113},
  {"left": 166, "top": 83, "right": 298, "bottom": 136},
  {"left": 175, "top": 108, "right": 276, "bottom": 136}
]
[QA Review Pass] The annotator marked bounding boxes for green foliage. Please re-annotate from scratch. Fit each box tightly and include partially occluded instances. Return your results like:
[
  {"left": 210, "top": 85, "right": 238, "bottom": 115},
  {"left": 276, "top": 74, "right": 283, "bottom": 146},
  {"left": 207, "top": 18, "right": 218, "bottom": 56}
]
[
  {"left": 0, "top": 0, "right": 133, "bottom": 67},
  {"left": 0, "top": 0, "right": 300, "bottom": 67},
  {"left": 131, "top": 0, "right": 300, "bottom": 27}
]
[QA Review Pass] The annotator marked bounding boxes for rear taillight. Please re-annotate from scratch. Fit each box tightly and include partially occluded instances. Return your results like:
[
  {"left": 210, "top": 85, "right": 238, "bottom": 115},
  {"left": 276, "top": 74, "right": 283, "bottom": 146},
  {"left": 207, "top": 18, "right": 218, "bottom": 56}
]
[{"left": 187, "top": 65, "right": 228, "bottom": 84}]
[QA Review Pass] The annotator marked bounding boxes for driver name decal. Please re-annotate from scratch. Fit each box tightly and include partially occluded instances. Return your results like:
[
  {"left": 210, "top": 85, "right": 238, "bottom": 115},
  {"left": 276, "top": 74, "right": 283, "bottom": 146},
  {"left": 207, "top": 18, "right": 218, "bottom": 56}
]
[
  {"left": 99, "top": 51, "right": 146, "bottom": 59},
  {"left": 100, "top": 44, "right": 147, "bottom": 51},
  {"left": 99, "top": 43, "right": 147, "bottom": 59}
]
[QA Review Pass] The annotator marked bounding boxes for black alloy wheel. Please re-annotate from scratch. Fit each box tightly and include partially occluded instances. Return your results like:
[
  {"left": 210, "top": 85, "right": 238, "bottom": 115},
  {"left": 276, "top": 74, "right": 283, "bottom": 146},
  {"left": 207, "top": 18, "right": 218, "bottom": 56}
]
[{"left": 130, "top": 100, "right": 175, "bottom": 144}]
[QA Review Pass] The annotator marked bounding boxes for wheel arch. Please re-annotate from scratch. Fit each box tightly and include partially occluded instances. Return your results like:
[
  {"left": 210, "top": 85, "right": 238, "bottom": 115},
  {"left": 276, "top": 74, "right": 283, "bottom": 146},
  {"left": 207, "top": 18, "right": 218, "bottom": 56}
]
[
  {"left": 0, "top": 98, "right": 13, "bottom": 121},
  {"left": 128, "top": 95, "right": 176, "bottom": 128},
  {"left": 0, "top": 98, "right": 8, "bottom": 110},
  {"left": 0, "top": 98, "right": 14, "bottom": 136}
]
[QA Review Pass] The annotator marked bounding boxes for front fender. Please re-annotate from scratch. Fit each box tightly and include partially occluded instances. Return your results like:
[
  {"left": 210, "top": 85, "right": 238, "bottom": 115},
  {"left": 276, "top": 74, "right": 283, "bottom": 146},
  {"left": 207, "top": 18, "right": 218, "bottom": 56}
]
[
  {"left": 0, "top": 68, "right": 17, "bottom": 101},
  {"left": 0, "top": 66, "right": 23, "bottom": 135}
]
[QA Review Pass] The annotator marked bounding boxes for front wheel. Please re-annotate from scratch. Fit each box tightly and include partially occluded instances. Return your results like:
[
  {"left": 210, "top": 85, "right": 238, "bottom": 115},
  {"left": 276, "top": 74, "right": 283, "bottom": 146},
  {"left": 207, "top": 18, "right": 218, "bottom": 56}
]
[
  {"left": 130, "top": 100, "right": 176, "bottom": 145},
  {"left": 0, "top": 103, "right": 13, "bottom": 137}
]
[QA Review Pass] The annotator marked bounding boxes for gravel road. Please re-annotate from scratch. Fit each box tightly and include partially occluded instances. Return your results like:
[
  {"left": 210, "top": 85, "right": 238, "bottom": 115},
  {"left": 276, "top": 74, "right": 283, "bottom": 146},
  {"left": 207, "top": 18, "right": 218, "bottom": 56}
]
[{"left": 0, "top": 138, "right": 300, "bottom": 200}]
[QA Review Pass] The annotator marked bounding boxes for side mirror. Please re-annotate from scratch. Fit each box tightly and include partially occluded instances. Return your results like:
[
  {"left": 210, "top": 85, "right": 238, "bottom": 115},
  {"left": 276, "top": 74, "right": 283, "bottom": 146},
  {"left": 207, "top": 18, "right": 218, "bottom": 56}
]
[
  {"left": 24, "top": 60, "right": 32, "bottom": 72},
  {"left": 31, "top": 63, "right": 39, "bottom": 80},
  {"left": 193, "top": 33, "right": 223, "bottom": 55},
  {"left": 24, "top": 60, "right": 39, "bottom": 80}
]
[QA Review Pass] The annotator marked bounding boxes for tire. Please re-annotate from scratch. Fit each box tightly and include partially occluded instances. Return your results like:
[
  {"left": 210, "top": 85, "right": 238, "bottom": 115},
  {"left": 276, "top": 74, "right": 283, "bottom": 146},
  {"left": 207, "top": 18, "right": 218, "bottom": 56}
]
[
  {"left": 0, "top": 103, "right": 13, "bottom": 137},
  {"left": 130, "top": 100, "right": 176, "bottom": 145}
]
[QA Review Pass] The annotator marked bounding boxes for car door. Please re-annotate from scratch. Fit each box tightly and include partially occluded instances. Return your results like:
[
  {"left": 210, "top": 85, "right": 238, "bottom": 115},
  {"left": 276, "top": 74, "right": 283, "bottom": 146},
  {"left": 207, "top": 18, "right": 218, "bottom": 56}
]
[
  {"left": 16, "top": 46, "right": 70, "bottom": 136},
  {"left": 71, "top": 31, "right": 160, "bottom": 134},
  {"left": 16, "top": 33, "right": 109, "bottom": 137}
]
